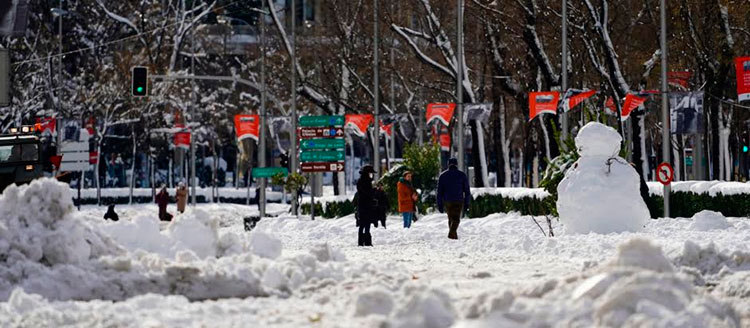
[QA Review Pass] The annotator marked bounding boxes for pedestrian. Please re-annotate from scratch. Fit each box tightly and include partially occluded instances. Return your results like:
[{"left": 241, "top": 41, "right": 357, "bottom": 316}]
[
  {"left": 155, "top": 185, "right": 173, "bottom": 221},
  {"left": 398, "top": 171, "right": 418, "bottom": 228},
  {"left": 356, "top": 165, "right": 376, "bottom": 246},
  {"left": 176, "top": 182, "right": 188, "bottom": 213},
  {"left": 437, "top": 157, "right": 471, "bottom": 239},
  {"left": 373, "top": 182, "right": 389, "bottom": 229},
  {"left": 103, "top": 204, "right": 119, "bottom": 221}
]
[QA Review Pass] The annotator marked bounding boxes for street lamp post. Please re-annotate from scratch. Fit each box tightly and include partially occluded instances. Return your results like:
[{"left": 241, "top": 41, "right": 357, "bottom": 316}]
[
  {"left": 259, "top": 1, "right": 267, "bottom": 218},
  {"left": 290, "top": 0, "right": 299, "bottom": 215},
  {"left": 561, "top": 0, "right": 568, "bottom": 142},
  {"left": 660, "top": 0, "right": 670, "bottom": 217},
  {"left": 456, "top": 0, "right": 464, "bottom": 171},
  {"left": 373, "top": 0, "right": 380, "bottom": 179}
]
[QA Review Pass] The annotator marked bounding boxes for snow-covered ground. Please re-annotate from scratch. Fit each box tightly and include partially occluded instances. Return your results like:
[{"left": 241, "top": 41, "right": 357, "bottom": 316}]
[{"left": 1, "top": 179, "right": 749, "bottom": 327}]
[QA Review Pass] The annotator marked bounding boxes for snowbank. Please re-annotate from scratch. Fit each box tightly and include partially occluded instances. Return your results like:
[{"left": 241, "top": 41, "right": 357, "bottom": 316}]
[
  {"left": 688, "top": 210, "right": 733, "bottom": 231},
  {"left": 469, "top": 187, "right": 549, "bottom": 200},
  {"left": 647, "top": 180, "right": 750, "bottom": 197},
  {"left": 457, "top": 238, "right": 740, "bottom": 327},
  {"left": 0, "top": 179, "right": 349, "bottom": 302}
]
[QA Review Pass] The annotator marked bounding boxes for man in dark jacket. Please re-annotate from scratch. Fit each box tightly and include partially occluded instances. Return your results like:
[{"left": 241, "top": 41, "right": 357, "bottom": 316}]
[
  {"left": 155, "top": 186, "right": 173, "bottom": 221},
  {"left": 437, "top": 158, "right": 471, "bottom": 239},
  {"left": 373, "top": 183, "right": 389, "bottom": 229},
  {"left": 356, "top": 165, "right": 376, "bottom": 246}
]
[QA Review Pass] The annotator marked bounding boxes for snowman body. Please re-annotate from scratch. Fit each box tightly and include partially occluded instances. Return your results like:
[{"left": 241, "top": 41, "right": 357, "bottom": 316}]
[{"left": 557, "top": 122, "right": 650, "bottom": 234}]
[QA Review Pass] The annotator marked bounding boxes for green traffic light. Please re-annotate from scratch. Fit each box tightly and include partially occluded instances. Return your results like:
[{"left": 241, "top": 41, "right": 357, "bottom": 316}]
[
  {"left": 137, "top": 87, "right": 144, "bottom": 93},
  {"left": 744, "top": 146, "right": 748, "bottom": 153}
]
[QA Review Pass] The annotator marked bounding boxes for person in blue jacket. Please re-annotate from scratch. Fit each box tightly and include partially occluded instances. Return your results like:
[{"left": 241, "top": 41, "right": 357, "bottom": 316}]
[{"left": 437, "top": 157, "right": 471, "bottom": 239}]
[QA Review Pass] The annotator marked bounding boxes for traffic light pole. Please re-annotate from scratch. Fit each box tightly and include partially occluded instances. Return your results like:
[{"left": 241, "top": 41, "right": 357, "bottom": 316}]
[
  {"left": 290, "top": 0, "right": 299, "bottom": 216},
  {"left": 660, "top": 0, "right": 670, "bottom": 218},
  {"left": 456, "top": 0, "right": 464, "bottom": 172},
  {"left": 373, "top": 0, "right": 380, "bottom": 179},
  {"left": 259, "top": 0, "right": 267, "bottom": 218}
]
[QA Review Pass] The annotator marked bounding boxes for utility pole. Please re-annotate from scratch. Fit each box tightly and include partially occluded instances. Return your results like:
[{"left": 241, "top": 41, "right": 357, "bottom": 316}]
[
  {"left": 259, "top": 0, "right": 267, "bottom": 218},
  {"left": 290, "top": 0, "right": 299, "bottom": 215},
  {"left": 660, "top": 0, "right": 670, "bottom": 217},
  {"left": 561, "top": 0, "right": 568, "bottom": 142},
  {"left": 456, "top": 0, "right": 464, "bottom": 171},
  {"left": 390, "top": 46, "right": 396, "bottom": 162},
  {"left": 56, "top": 0, "right": 63, "bottom": 164},
  {"left": 190, "top": 15, "right": 197, "bottom": 206},
  {"left": 373, "top": 0, "right": 380, "bottom": 179}
]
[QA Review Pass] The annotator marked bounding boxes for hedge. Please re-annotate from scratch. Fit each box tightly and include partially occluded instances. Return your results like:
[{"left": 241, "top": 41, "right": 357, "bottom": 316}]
[{"left": 300, "top": 190, "right": 750, "bottom": 219}]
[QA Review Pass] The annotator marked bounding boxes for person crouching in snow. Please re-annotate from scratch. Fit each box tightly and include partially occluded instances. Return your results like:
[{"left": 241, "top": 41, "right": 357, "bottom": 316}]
[
  {"left": 373, "top": 182, "right": 389, "bottom": 229},
  {"left": 398, "top": 171, "right": 418, "bottom": 228},
  {"left": 155, "top": 185, "right": 173, "bottom": 221},
  {"left": 176, "top": 182, "right": 188, "bottom": 213},
  {"left": 356, "top": 165, "right": 376, "bottom": 246}
]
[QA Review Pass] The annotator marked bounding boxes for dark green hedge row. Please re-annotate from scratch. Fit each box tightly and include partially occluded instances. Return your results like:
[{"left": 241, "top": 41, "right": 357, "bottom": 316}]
[
  {"left": 73, "top": 195, "right": 275, "bottom": 206},
  {"left": 300, "top": 199, "right": 356, "bottom": 219},
  {"left": 300, "top": 191, "right": 750, "bottom": 219},
  {"left": 646, "top": 192, "right": 750, "bottom": 218}
]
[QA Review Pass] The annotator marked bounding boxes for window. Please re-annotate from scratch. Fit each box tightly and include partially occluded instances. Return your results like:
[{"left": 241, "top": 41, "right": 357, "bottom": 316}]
[{"left": 0, "top": 144, "right": 37, "bottom": 163}]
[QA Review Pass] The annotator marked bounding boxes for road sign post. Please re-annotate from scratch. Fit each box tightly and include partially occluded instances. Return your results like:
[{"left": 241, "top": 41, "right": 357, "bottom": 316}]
[{"left": 298, "top": 115, "right": 347, "bottom": 220}]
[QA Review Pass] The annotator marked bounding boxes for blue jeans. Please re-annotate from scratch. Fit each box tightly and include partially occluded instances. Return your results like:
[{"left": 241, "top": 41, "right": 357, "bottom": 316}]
[{"left": 402, "top": 212, "right": 413, "bottom": 228}]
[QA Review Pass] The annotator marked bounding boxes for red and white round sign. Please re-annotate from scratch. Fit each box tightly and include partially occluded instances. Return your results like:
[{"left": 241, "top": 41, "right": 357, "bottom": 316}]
[{"left": 656, "top": 162, "right": 674, "bottom": 186}]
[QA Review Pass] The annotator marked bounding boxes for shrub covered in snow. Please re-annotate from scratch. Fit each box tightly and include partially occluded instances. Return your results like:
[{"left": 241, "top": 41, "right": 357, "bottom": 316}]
[{"left": 688, "top": 210, "right": 733, "bottom": 231}]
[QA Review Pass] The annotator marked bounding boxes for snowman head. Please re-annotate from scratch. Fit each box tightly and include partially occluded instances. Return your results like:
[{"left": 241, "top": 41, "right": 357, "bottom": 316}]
[{"left": 575, "top": 122, "right": 621, "bottom": 157}]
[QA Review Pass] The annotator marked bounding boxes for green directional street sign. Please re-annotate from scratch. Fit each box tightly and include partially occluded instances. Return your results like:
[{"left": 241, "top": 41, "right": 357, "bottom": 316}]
[
  {"left": 300, "top": 150, "right": 345, "bottom": 162},
  {"left": 301, "top": 138, "right": 346, "bottom": 150},
  {"left": 252, "top": 167, "right": 288, "bottom": 178},
  {"left": 299, "top": 115, "right": 345, "bottom": 127}
]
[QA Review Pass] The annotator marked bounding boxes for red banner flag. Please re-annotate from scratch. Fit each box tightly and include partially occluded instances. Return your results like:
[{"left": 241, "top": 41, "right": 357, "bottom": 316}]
[
  {"left": 426, "top": 103, "right": 456, "bottom": 126},
  {"left": 234, "top": 114, "right": 260, "bottom": 142},
  {"left": 89, "top": 152, "right": 98, "bottom": 164},
  {"left": 35, "top": 117, "right": 56, "bottom": 134},
  {"left": 563, "top": 90, "right": 597, "bottom": 112},
  {"left": 174, "top": 124, "right": 191, "bottom": 149},
  {"left": 668, "top": 71, "right": 692, "bottom": 89},
  {"left": 621, "top": 94, "right": 648, "bottom": 120},
  {"left": 379, "top": 121, "right": 393, "bottom": 137},
  {"left": 528, "top": 92, "right": 560, "bottom": 120},
  {"left": 736, "top": 57, "right": 750, "bottom": 102},
  {"left": 345, "top": 114, "right": 373, "bottom": 137}
]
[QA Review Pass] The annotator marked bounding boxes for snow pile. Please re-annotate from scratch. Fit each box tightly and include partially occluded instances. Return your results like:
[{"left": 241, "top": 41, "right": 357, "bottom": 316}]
[
  {"left": 0, "top": 179, "right": 122, "bottom": 267},
  {"left": 457, "top": 238, "right": 740, "bottom": 327},
  {"left": 557, "top": 122, "right": 649, "bottom": 234},
  {"left": 688, "top": 210, "right": 733, "bottom": 231},
  {"left": 0, "top": 179, "right": 353, "bottom": 302}
]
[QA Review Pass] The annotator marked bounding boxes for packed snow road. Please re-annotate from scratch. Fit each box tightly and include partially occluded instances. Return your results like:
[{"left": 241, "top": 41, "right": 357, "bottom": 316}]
[{"left": 0, "top": 179, "right": 748, "bottom": 327}]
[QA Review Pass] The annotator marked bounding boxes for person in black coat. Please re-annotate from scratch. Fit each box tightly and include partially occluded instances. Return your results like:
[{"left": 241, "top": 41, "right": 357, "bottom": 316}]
[
  {"left": 373, "top": 183, "right": 389, "bottom": 229},
  {"left": 103, "top": 204, "right": 119, "bottom": 221},
  {"left": 356, "top": 165, "right": 376, "bottom": 246}
]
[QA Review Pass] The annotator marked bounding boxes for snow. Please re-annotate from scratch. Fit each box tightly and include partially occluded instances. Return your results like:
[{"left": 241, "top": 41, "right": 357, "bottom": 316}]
[
  {"left": 469, "top": 187, "right": 549, "bottom": 200},
  {"left": 1, "top": 178, "right": 750, "bottom": 327},
  {"left": 647, "top": 180, "right": 750, "bottom": 197},
  {"left": 688, "top": 210, "right": 733, "bottom": 231},
  {"left": 557, "top": 122, "right": 650, "bottom": 234}
]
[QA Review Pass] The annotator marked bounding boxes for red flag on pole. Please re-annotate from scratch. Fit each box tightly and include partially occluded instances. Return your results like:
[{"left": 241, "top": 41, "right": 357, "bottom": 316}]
[
  {"left": 736, "top": 57, "right": 750, "bottom": 102},
  {"left": 563, "top": 90, "right": 597, "bottom": 112},
  {"left": 234, "top": 114, "right": 260, "bottom": 142},
  {"left": 528, "top": 92, "right": 560, "bottom": 121},
  {"left": 426, "top": 103, "right": 455, "bottom": 126},
  {"left": 174, "top": 124, "right": 191, "bottom": 149},
  {"left": 345, "top": 114, "right": 373, "bottom": 137},
  {"left": 621, "top": 94, "right": 648, "bottom": 121},
  {"left": 379, "top": 121, "right": 393, "bottom": 137}
]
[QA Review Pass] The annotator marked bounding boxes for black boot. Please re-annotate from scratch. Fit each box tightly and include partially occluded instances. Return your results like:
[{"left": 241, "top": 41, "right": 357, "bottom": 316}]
[
  {"left": 358, "top": 232, "right": 364, "bottom": 246},
  {"left": 364, "top": 233, "right": 373, "bottom": 246}
]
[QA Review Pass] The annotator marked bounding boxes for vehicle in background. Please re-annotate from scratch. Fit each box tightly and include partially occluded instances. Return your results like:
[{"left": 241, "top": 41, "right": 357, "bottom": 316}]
[{"left": 0, "top": 127, "right": 43, "bottom": 191}]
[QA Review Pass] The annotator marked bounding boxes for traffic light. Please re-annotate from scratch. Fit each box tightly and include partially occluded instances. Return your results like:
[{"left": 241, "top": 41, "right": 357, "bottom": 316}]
[
  {"left": 280, "top": 153, "right": 289, "bottom": 169},
  {"left": 131, "top": 66, "right": 148, "bottom": 96},
  {"left": 744, "top": 145, "right": 748, "bottom": 153}
]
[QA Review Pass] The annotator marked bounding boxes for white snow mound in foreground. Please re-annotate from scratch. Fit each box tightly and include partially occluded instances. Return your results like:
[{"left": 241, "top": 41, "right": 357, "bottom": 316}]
[
  {"left": 0, "top": 178, "right": 347, "bottom": 302},
  {"left": 458, "top": 238, "right": 740, "bottom": 328},
  {"left": 688, "top": 210, "right": 732, "bottom": 231},
  {"left": 557, "top": 122, "right": 649, "bottom": 234}
]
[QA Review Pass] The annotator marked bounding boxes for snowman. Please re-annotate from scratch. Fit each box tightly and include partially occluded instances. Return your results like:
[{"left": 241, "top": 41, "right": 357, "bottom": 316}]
[{"left": 557, "top": 122, "right": 649, "bottom": 234}]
